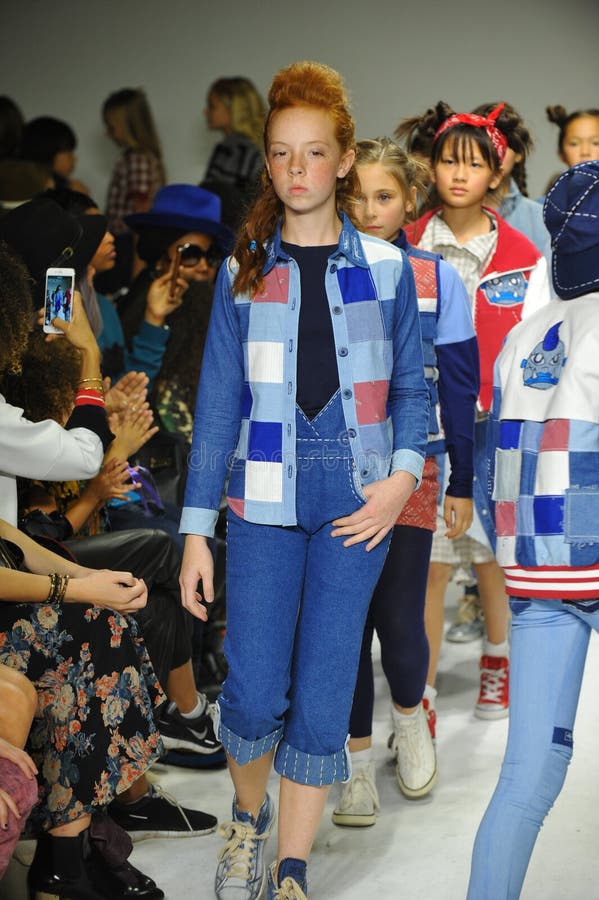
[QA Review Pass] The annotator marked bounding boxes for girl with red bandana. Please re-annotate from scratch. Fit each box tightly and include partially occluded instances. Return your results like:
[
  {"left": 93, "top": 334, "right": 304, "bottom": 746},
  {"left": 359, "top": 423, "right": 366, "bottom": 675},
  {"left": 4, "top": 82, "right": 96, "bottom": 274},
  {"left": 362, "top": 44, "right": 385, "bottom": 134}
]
[{"left": 397, "top": 102, "right": 551, "bottom": 729}]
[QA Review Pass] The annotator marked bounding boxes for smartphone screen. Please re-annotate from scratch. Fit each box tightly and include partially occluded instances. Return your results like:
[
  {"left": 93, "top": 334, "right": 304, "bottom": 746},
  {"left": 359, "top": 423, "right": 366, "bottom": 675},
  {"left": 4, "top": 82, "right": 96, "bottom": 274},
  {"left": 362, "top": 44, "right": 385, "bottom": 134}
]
[{"left": 44, "top": 268, "right": 75, "bottom": 333}]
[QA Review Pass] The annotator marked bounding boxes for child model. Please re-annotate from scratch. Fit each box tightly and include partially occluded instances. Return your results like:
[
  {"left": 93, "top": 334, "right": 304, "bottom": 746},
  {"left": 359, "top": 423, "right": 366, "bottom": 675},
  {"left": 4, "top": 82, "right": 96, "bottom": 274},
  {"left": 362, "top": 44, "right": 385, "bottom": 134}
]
[
  {"left": 179, "top": 62, "right": 429, "bottom": 899},
  {"left": 442, "top": 101, "right": 554, "bottom": 646},
  {"left": 539, "top": 106, "right": 599, "bottom": 200},
  {"left": 400, "top": 102, "right": 551, "bottom": 726},
  {"left": 332, "top": 138, "right": 478, "bottom": 826},
  {"left": 547, "top": 105, "right": 599, "bottom": 169},
  {"left": 468, "top": 160, "right": 599, "bottom": 899},
  {"left": 472, "top": 102, "right": 552, "bottom": 265}
]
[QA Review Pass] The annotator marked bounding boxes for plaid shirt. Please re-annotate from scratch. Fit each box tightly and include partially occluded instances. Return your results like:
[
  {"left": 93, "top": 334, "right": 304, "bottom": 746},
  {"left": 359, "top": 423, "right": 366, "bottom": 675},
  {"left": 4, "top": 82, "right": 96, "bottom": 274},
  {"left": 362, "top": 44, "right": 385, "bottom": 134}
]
[
  {"left": 490, "top": 293, "right": 599, "bottom": 598},
  {"left": 181, "top": 215, "right": 429, "bottom": 537},
  {"left": 417, "top": 210, "right": 497, "bottom": 308},
  {"left": 106, "top": 149, "right": 164, "bottom": 234}
]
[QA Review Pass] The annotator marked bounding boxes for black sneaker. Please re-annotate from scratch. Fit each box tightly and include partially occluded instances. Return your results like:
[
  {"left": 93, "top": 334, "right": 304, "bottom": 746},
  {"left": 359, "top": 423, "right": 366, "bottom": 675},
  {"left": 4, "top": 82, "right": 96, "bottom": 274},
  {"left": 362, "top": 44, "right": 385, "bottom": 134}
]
[
  {"left": 108, "top": 785, "right": 217, "bottom": 841},
  {"left": 157, "top": 701, "right": 223, "bottom": 757}
]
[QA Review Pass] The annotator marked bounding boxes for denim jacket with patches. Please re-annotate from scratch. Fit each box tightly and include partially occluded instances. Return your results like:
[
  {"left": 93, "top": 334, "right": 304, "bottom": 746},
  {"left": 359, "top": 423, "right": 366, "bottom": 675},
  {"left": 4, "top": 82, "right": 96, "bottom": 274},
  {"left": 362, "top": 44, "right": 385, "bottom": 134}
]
[
  {"left": 180, "top": 215, "right": 429, "bottom": 537},
  {"left": 490, "top": 293, "right": 599, "bottom": 599}
]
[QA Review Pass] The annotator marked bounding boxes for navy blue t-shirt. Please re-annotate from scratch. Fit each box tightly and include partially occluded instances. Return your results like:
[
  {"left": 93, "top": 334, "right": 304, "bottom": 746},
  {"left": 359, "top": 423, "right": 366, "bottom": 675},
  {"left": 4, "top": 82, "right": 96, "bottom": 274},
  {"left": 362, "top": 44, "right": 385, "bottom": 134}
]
[{"left": 281, "top": 242, "right": 339, "bottom": 419}]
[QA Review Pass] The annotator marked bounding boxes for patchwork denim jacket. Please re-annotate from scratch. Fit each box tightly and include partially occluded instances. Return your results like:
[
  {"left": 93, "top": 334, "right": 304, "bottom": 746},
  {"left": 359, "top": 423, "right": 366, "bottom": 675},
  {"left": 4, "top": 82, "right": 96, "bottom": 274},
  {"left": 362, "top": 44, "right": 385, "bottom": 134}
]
[
  {"left": 489, "top": 293, "right": 599, "bottom": 599},
  {"left": 181, "top": 215, "right": 429, "bottom": 537}
]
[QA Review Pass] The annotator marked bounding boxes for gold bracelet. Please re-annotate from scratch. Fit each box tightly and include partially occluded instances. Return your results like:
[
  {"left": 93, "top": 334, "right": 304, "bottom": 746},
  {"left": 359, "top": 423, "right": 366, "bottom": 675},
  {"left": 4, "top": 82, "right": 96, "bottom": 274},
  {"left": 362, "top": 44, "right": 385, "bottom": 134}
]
[
  {"left": 78, "top": 377, "right": 104, "bottom": 384},
  {"left": 47, "top": 573, "right": 69, "bottom": 605},
  {"left": 47, "top": 573, "right": 59, "bottom": 603},
  {"left": 56, "top": 574, "right": 70, "bottom": 605}
]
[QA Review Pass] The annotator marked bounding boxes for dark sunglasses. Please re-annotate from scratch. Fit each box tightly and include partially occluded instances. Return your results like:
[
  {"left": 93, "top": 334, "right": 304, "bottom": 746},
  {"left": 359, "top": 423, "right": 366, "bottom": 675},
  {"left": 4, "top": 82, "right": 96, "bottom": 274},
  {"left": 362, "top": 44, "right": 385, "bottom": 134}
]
[{"left": 175, "top": 241, "right": 222, "bottom": 268}]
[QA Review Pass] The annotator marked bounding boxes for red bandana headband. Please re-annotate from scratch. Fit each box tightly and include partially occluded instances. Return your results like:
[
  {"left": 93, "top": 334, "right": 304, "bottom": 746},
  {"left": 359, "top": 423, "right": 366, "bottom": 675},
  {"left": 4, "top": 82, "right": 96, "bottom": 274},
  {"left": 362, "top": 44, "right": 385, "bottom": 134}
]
[{"left": 433, "top": 102, "right": 508, "bottom": 163}]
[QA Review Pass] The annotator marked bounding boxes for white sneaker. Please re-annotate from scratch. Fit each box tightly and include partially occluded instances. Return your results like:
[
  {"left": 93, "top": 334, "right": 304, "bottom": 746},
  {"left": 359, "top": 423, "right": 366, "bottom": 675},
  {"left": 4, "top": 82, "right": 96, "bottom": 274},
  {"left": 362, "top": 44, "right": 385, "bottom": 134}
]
[
  {"left": 389, "top": 704, "right": 437, "bottom": 799},
  {"left": 331, "top": 762, "right": 379, "bottom": 827}
]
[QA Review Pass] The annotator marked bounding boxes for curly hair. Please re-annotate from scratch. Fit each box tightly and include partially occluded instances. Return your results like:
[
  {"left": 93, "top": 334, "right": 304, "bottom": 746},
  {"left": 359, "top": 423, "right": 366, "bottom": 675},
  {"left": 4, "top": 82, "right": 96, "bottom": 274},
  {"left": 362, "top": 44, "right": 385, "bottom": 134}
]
[
  {"left": 1, "top": 328, "right": 79, "bottom": 423},
  {"left": 546, "top": 105, "right": 599, "bottom": 154},
  {"left": 472, "top": 102, "right": 533, "bottom": 196},
  {"left": 232, "top": 61, "right": 359, "bottom": 297},
  {"left": 0, "top": 242, "right": 34, "bottom": 379},
  {"left": 355, "top": 138, "right": 431, "bottom": 222}
]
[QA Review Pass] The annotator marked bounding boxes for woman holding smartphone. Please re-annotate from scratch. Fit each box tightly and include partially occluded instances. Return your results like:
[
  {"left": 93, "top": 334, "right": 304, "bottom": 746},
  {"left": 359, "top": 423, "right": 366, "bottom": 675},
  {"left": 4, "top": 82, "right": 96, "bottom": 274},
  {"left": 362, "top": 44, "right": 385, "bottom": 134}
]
[
  {"left": 0, "top": 209, "right": 167, "bottom": 898},
  {"left": 0, "top": 196, "right": 115, "bottom": 527}
]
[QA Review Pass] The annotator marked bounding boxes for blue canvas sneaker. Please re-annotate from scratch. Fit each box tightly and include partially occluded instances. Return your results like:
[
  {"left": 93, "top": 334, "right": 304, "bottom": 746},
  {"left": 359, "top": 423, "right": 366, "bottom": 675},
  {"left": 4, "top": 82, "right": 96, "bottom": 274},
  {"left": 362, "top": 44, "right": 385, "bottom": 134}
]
[
  {"left": 267, "top": 858, "right": 308, "bottom": 899},
  {"left": 215, "top": 793, "right": 275, "bottom": 899}
]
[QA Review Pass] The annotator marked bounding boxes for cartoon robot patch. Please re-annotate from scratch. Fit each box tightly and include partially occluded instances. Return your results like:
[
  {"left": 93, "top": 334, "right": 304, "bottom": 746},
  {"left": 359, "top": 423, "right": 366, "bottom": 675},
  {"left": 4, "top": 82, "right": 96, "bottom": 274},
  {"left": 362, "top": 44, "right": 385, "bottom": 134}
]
[
  {"left": 521, "top": 321, "right": 566, "bottom": 389},
  {"left": 481, "top": 272, "right": 527, "bottom": 305}
]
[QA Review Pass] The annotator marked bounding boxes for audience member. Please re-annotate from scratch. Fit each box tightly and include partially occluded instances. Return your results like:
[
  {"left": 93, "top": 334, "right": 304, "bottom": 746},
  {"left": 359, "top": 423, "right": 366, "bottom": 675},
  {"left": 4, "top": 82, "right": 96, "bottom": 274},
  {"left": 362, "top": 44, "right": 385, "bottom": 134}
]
[
  {"left": 19, "top": 115, "right": 89, "bottom": 194},
  {"left": 101, "top": 88, "right": 166, "bottom": 294},
  {"left": 201, "top": 76, "right": 266, "bottom": 230},
  {"left": 0, "top": 665, "right": 38, "bottom": 880}
]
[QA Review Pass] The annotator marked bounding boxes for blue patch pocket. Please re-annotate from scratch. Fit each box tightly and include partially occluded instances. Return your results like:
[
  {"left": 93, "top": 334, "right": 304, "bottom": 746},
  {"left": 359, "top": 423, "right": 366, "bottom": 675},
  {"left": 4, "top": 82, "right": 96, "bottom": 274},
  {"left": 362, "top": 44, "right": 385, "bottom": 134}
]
[{"left": 563, "top": 486, "right": 599, "bottom": 566}]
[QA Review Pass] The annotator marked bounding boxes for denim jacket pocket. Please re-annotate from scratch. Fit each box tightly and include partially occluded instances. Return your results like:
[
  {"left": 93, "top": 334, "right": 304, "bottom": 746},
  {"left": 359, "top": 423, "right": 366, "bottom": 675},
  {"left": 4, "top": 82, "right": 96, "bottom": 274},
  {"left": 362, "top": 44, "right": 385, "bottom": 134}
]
[
  {"left": 492, "top": 449, "right": 522, "bottom": 502},
  {"left": 564, "top": 487, "right": 599, "bottom": 545}
]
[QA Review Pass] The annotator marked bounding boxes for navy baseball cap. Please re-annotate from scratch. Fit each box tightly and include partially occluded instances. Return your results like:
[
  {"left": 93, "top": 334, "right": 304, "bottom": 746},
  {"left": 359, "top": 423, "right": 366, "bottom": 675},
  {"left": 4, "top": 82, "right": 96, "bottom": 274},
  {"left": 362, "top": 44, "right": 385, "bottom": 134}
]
[{"left": 543, "top": 160, "right": 599, "bottom": 300}]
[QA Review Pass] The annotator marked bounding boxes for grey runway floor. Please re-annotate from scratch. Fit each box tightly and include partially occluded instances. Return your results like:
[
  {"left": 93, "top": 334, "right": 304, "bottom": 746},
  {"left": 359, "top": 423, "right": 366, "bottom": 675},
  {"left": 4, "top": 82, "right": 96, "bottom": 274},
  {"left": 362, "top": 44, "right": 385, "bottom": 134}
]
[
  {"left": 133, "top": 593, "right": 599, "bottom": 900},
  {"left": 4, "top": 591, "right": 598, "bottom": 899}
]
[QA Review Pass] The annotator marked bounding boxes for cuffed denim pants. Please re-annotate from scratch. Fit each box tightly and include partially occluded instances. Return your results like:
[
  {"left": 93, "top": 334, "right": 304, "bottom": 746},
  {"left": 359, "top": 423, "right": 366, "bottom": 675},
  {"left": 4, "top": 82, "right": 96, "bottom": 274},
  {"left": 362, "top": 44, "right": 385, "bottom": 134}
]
[
  {"left": 215, "top": 392, "right": 392, "bottom": 786},
  {"left": 468, "top": 596, "right": 599, "bottom": 899}
]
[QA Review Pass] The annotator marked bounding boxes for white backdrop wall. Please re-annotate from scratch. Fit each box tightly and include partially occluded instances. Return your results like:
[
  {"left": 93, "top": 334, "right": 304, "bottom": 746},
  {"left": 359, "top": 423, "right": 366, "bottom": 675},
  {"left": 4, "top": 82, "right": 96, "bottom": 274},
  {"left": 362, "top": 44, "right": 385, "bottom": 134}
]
[{"left": 2, "top": 0, "right": 598, "bottom": 208}]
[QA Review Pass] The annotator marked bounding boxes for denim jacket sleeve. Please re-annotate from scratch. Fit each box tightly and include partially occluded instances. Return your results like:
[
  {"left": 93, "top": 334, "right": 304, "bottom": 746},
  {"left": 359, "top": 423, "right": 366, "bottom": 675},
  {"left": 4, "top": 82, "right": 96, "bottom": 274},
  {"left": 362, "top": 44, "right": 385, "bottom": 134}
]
[
  {"left": 180, "top": 262, "right": 244, "bottom": 536},
  {"left": 388, "top": 255, "right": 429, "bottom": 483}
]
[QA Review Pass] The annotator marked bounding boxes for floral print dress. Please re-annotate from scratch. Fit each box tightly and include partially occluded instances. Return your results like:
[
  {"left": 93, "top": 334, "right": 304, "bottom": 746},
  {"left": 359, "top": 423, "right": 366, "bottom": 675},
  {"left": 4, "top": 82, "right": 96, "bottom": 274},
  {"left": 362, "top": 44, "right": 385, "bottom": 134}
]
[{"left": 0, "top": 547, "right": 165, "bottom": 831}]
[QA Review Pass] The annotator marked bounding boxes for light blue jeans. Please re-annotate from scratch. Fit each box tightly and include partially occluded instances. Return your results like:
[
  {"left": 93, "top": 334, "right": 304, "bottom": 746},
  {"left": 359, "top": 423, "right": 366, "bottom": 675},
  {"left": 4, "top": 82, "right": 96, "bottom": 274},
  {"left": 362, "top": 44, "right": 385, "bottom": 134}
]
[
  {"left": 215, "top": 392, "right": 392, "bottom": 786},
  {"left": 467, "top": 596, "right": 599, "bottom": 899}
]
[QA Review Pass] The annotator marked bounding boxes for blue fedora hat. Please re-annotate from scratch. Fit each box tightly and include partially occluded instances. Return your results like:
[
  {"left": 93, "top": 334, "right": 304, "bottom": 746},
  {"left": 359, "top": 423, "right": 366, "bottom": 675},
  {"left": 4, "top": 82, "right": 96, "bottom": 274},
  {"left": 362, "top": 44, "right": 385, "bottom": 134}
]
[{"left": 125, "top": 184, "right": 235, "bottom": 251}]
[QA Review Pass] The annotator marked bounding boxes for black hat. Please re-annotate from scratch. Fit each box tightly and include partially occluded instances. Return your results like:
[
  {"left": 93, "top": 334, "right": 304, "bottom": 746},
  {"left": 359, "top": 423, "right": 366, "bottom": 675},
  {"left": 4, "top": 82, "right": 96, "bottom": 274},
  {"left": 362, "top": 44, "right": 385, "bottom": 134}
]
[{"left": 0, "top": 195, "right": 106, "bottom": 284}]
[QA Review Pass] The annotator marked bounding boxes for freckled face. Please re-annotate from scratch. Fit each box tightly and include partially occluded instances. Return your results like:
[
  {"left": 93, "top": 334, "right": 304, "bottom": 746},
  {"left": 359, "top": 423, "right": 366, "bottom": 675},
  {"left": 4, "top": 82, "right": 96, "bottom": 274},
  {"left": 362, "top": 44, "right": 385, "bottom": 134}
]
[{"left": 265, "top": 106, "right": 354, "bottom": 218}]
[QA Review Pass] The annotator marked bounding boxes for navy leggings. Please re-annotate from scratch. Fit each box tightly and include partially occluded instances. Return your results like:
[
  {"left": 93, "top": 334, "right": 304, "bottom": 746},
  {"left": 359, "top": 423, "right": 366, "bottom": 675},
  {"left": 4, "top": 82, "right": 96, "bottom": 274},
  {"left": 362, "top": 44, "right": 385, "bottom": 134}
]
[{"left": 349, "top": 525, "right": 433, "bottom": 738}]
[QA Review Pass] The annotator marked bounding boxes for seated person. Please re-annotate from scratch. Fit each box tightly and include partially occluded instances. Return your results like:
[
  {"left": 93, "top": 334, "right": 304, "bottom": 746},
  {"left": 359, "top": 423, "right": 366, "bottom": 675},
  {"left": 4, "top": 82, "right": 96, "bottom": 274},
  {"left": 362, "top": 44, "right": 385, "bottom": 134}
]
[
  {"left": 19, "top": 115, "right": 90, "bottom": 194},
  {"left": 121, "top": 184, "right": 233, "bottom": 442},
  {"left": 0, "top": 516, "right": 166, "bottom": 899},
  {"left": 5, "top": 334, "right": 224, "bottom": 774},
  {"left": 0, "top": 665, "right": 38, "bottom": 880}
]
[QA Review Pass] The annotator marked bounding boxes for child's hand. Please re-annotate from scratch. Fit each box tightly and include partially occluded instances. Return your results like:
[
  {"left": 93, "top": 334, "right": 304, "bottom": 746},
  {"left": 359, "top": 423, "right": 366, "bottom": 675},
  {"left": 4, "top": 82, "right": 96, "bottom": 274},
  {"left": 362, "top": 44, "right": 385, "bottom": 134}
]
[
  {"left": 86, "top": 459, "right": 139, "bottom": 505},
  {"left": 331, "top": 471, "right": 417, "bottom": 551},
  {"left": 180, "top": 535, "right": 213, "bottom": 621},
  {"left": 104, "top": 371, "right": 149, "bottom": 418},
  {"left": 443, "top": 495, "right": 473, "bottom": 539},
  {"left": 110, "top": 404, "right": 159, "bottom": 458},
  {"left": 0, "top": 736, "right": 37, "bottom": 781},
  {"left": 145, "top": 269, "right": 187, "bottom": 327}
]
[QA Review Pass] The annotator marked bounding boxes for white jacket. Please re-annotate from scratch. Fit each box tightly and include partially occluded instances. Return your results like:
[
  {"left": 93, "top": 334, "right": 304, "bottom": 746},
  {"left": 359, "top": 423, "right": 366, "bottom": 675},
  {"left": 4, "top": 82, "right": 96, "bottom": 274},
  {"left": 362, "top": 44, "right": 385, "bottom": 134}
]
[{"left": 0, "top": 394, "right": 104, "bottom": 526}]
